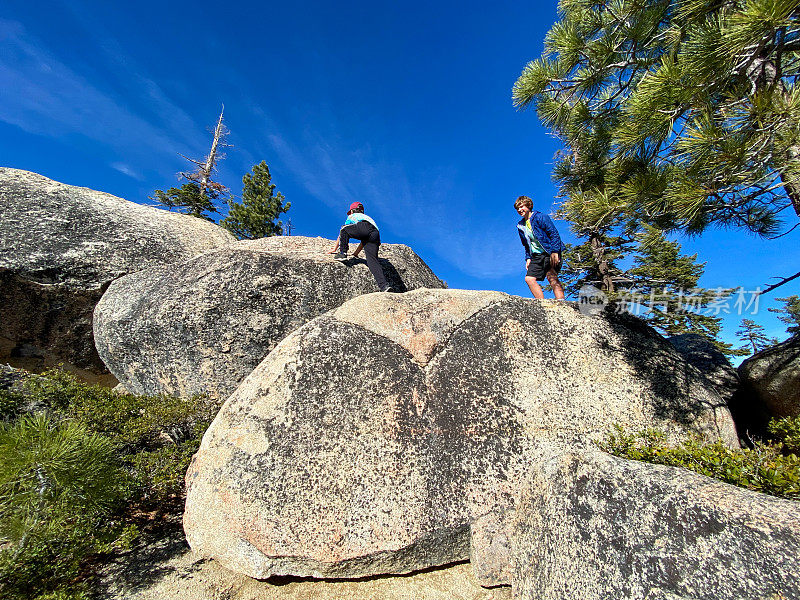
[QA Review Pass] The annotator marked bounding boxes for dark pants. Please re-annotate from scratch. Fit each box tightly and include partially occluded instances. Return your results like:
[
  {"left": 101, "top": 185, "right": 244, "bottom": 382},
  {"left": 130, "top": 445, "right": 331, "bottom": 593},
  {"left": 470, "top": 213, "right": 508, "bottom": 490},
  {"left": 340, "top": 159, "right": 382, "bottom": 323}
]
[{"left": 339, "top": 220, "right": 388, "bottom": 290}]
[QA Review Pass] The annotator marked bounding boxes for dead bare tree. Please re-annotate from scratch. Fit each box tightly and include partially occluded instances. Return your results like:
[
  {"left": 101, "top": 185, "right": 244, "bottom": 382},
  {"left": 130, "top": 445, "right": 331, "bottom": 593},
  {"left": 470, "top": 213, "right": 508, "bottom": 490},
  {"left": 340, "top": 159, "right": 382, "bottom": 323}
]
[
  {"left": 151, "top": 105, "right": 233, "bottom": 219},
  {"left": 179, "top": 105, "right": 232, "bottom": 200}
]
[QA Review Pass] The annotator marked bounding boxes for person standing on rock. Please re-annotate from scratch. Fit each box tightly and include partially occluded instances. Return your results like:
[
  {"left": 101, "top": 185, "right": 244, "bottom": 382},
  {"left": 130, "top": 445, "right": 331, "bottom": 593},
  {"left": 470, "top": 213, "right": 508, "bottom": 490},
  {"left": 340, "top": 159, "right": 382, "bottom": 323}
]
[
  {"left": 328, "top": 202, "right": 393, "bottom": 293},
  {"left": 515, "top": 195, "right": 565, "bottom": 300}
]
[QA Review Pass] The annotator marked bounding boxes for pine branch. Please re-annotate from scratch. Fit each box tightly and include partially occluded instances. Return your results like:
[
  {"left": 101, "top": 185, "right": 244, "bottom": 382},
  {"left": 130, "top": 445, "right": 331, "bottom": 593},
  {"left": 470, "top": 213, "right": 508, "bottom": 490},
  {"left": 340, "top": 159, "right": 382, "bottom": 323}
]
[{"left": 759, "top": 270, "right": 800, "bottom": 295}]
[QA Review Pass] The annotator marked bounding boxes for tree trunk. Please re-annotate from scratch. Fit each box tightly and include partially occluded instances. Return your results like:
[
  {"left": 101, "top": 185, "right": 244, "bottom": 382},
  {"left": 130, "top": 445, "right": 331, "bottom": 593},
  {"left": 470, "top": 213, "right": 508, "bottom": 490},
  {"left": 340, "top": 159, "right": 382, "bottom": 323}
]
[
  {"left": 590, "top": 233, "right": 615, "bottom": 292},
  {"left": 779, "top": 160, "right": 800, "bottom": 218},
  {"left": 746, "top": 55, "right": 800, "bottom": 218},
  {"left": 199, "top": 108, "right": 226, "bottom": 199}
]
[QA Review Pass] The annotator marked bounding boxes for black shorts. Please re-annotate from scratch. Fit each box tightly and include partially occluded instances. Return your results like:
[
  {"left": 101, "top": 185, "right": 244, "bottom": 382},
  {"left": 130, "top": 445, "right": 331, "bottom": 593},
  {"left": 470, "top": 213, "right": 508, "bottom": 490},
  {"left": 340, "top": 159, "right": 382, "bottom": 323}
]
[{"left": 526, "top": 252, "right": 562, "bottom": 281}]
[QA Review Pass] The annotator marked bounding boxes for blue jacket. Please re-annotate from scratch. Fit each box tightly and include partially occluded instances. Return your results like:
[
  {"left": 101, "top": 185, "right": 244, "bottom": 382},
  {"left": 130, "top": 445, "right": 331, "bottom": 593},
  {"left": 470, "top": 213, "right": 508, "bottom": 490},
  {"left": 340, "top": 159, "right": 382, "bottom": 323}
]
[{"left": 517, "top": 211, "right": 564, "bottom": 260}]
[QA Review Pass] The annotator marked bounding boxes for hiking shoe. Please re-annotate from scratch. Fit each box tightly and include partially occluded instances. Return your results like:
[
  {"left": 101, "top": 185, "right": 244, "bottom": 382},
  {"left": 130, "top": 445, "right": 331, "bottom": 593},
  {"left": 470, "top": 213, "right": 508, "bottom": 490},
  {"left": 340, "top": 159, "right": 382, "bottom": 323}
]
[
  {"left": 332, "top": 252, "right": 349, "bottom": 260},
  {"left": 380, "top": 285, "right": 394, "bottom": 293}
]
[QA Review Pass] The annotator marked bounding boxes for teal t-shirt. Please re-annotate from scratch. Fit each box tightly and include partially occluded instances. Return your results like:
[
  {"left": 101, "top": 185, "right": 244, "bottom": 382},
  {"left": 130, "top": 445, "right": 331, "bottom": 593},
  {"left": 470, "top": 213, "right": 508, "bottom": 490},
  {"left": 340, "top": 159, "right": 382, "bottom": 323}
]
[
  {"left": 525, "top": 218, "right": 545, "bottom": 254},
  {"left": 344, "top": 213, "right": 379, "bottom": 230}
]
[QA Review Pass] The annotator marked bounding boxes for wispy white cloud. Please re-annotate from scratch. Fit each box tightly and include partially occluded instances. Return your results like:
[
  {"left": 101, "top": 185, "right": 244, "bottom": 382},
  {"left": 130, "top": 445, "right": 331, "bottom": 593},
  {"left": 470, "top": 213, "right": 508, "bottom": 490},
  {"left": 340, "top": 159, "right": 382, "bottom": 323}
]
[
  {"left": 0, "top": 18, "right": 204, "bottom": 171},
  {"left": 53, "top": 2, "right": 205, "bottom": 145},
  {"left": 110, "top": 162, "right": 142, "bottom": 179}
]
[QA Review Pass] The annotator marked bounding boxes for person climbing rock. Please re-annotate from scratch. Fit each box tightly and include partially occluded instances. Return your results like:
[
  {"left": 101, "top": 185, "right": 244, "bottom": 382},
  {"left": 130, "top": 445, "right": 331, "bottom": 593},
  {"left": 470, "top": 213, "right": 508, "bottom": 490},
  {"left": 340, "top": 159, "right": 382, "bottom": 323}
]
[
  {"left": 515, "top": 195, "right": 565, "bottom": 300},
  {"left": 328, "top": 202, "right": 392, "bottom": 292}
]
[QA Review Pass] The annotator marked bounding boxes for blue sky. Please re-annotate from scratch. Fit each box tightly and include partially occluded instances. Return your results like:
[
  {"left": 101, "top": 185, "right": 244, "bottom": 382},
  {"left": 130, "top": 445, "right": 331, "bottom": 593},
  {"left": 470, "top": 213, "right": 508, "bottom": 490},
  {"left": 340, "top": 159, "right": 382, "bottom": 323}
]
[{"left": 1, "top": 0, "right": 798, "bottom": 356}]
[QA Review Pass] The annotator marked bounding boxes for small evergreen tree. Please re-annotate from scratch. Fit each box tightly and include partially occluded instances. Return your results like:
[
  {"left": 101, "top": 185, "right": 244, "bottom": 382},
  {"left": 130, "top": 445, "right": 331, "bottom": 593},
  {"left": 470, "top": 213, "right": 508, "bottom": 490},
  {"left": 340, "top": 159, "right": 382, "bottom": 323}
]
[
  {"left": 625, "top": 227, "right": 734, "bottom": 349},
  {"left": 221, "top": 162, "right": 290, "bottom": 239},
  {"left": 735, "top": 319, "right": 781, "bottom": 354},
  {"left": 768, "top": 295, "right": 800, "bottom": 335},
  {"left": 0, "top": 414, "right": 128, "bottom": 598},
  {"left": 558, "top": 234, "right": 633, "bottom": 298},
  {"left": 150, "top": 107, "right": 230, "bottom": 221},
  {"left": 555, "top": 188, "right": 637, "bottom": 296},
  {"left": 149, "top": 182, "right": 219, "bottom": 220}
]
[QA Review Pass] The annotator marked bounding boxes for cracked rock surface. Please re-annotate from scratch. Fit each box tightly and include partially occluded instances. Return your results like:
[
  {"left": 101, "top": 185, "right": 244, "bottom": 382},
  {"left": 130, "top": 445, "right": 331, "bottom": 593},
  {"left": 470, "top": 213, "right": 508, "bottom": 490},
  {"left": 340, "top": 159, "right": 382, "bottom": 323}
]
[
  {"left": 94, "top": 236, "right": 444, "bottom": 400},
  {"left": 0, "top": 168, "right": 234, "bottom": 374},
  {"left": 183, "top": 289, "right": 739, "bottom": 581},
  {"left": 510, "top": 446, "right": 800, "bottom": 600}
]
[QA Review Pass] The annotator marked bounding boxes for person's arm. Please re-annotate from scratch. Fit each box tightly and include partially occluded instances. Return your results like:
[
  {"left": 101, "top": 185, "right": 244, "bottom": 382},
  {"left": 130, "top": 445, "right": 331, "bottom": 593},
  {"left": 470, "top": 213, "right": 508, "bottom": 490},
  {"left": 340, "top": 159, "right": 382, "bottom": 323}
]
[
  {"left": 352, "top": 241, "right": 365, "bottom": 257},
  {"left": 538, "top": 214, "right": 563, "bottom": 268},
  {"left": 328, "top": 238, "right": 340, "bottom": 254},
  {"left": 537, "top": 213, "right": 563, "bottom": 255}
]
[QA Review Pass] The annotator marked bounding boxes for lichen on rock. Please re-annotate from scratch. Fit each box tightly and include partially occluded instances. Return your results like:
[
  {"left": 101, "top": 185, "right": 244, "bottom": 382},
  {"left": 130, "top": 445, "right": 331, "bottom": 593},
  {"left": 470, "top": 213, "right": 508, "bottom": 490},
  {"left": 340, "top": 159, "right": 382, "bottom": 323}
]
[{"left": 183, "top": 289, "right": 739, "bottom": 582}]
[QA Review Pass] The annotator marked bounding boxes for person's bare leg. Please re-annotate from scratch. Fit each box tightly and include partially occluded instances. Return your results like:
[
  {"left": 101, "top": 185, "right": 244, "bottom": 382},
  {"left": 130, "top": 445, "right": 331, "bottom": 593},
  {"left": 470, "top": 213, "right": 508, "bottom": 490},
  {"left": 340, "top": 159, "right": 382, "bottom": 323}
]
[
  {"left": 526, "top": 276, "right": 544, "bottom": 299},
  {"left": 546, "top": 270, "right": 565, "bottom": 300}
]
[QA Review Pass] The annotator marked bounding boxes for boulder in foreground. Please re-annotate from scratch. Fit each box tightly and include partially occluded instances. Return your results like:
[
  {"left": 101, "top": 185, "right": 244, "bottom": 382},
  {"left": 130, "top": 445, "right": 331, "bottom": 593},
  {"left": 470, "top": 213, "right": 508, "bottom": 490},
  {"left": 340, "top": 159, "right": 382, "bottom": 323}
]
[
  {"left": 509, "top": 447, "right": 800, "bottom": 600},
  {"left": 184, "top": 289, "right": 738, "bottom": 580}
]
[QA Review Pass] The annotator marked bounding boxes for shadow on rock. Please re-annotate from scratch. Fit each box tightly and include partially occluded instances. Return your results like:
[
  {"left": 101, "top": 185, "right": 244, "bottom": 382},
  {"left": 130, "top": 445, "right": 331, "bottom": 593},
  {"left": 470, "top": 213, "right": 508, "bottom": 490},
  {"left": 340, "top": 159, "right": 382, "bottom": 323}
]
[
  {"left": 603, "top": 306, "right": 733, "bottom": 436},
  {"left": 95, "top": 521, "right": 192, "bottom": 597}
]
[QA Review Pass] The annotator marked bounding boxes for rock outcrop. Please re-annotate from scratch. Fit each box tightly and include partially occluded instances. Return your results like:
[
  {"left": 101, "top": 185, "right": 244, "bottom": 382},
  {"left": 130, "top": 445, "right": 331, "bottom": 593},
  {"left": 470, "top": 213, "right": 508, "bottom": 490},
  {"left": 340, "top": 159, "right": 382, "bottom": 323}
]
[
  {"left": 184, "top": 289, "right": 738, "bottom": 581},
  {"left": 668, "top": 333, "right": 749, "bottom": 441},
  {"left": 94, "top": 236, "right": 444, "bottom": 400},
  {"left": 668, "top": 333, "right": 739, "bottom": 404},
  {"left": 509, "top": 447, "right": 800, "bottom": 600},
  {"left": 738, "top": 334, "right": 800, "bottom": 429},
  {"left": 0, "top": 168, "right": 234, "bottom": 375},
  {"left": 97, "top": 529, "right": 511, "bottom": 600}
]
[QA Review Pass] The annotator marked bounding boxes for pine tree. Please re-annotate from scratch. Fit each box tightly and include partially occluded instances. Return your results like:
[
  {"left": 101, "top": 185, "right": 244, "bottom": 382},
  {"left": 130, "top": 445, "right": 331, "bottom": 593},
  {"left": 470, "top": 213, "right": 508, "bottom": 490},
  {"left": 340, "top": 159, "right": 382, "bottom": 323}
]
[
  {"left": 221, "top": 162, "right": 291, "bottom": 239},
  {"left": 624, "top": 227, "right": 736, "bottom": 353},
  {"left": 557, "top": 233, "right": 633, "bottom": 298},
  {"left": 735, "top": 318, "right": 781, "bottom": 354},
  {"left": 0, "top": 414, "right": 123, "bottom": 549},
  {"left": 544, "top": 101, "right": 638, "bottom": 296},
  {"left": 149, "top": 182, "right": 219, "bottom": 220},
  {"left": 179, "top": 107, "right": 231, "bottom": 204},
  {"left": 768, "top": 294, "right": 800, "bottom": 335},
  {"left": 513, "top": 0, "right": 800, "bottom": 237}
]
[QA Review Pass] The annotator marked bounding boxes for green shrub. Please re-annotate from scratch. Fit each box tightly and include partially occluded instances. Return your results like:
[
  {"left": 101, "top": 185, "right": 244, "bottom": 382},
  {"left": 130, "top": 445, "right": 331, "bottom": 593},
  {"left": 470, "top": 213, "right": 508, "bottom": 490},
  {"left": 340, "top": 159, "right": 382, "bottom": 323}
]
[
  {"left": 23, "top": 369, "right": 219, "bottom": 450},
  {"left": 769, "top": 416, "right": 800, "bottom": 456},
  {"left": 0, "top": 414, "right": 133, "bottom": 599},
  {"left": 0, "top": 389, "right": 27, "bottom": 421},
  {"left": 598, "top": 423, "right": 800, "bottom": 500},
  {"left": 0, "top": 369, "right": 220, "bottom": 598},
  {"left": 19, "top": 369, "right": 219, "bottom": 507}
]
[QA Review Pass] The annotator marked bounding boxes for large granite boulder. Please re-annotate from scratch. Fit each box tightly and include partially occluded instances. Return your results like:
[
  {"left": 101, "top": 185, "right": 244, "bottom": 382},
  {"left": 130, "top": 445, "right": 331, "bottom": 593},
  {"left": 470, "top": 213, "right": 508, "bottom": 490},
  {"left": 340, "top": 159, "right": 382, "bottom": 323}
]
[
  {"left": 183, "top": 289, "right": 738, "bottom": 581},
  {"left": 0, "top": 168, "right": 234, "bottom": 375},
  {"left": 509, "top": 447, "right": 800, "bottom": 600},
  {"left": 93, "top": 236, "right": 444, "bottom": 400},
  {"left": 739, "top": 334, "right": 800, "bottom": 428}
]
